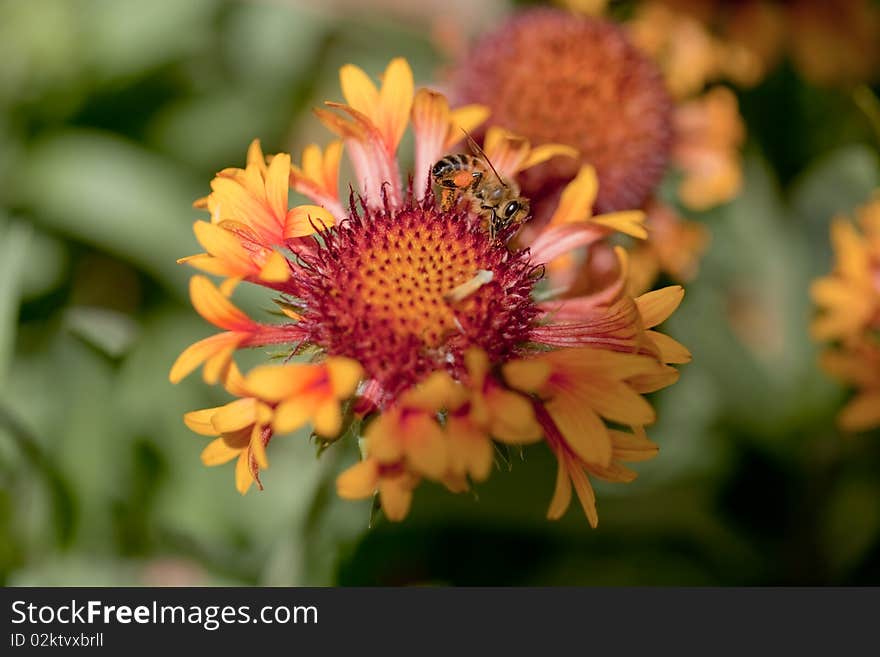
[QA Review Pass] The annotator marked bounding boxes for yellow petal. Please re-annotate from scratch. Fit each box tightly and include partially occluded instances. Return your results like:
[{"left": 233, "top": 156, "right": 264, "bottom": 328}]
[
  {"left": 549, "top": 165, "right": 598, "bottom": 225},
  {"left": 403, "top": 414, "right": 447, "bottom": 480},
  {"left": 569, "top": 463, "right": 598, "bottom": 528},
  {"left": 200, "top": 436, "right": 241, "bottom": 466},
  {"left": 464, "top": 348, "right": 489, "bottom": 389},
  {"left": 326, "top": 357, "right": 364, "bottom": 398},
  {"left": 610, "top": 428, "right": 659, "bottom": 463},
  {"left": 192, "top": 221, "right": 252, "bottom": 270},
  {"left": 258, "top": 250, "right": 290, "bottom": 283},
  {"left": 446, "top": 416, "right": 493, "bottom": 481},
  {"left": 211, "top": 397, "right": 259, "bottom": 433},
  {"left": 336, "top": 458, "right": 379, "bottom": 499},
  {"left": 445, "top": 104, "right": 490, "bottom": 148},
  {"left": 202, "top": 343, "right": 236, "bottom": 385},
  {"left": 574, "top": 378, "right": 657, "bottom": 426},
  {"left": 591, "top": 210, "right": 648, "bottom": 239},
  {"left": 245, "top": 138, "right": 267, "bottom": 174},
  {"left": 249, "top": 423, "right": 269, "bottom": 470},
  {"left": 184, "top": 407, "right": 222, "bottom": 436},
  {"left": 177, "top": 253, "right": 234, "bottom": 277},
  {"left": 488, "top": 388, "right": 543, "bottom": 444},
  {"left": 401, "top": 371, "right": 459, "bottom": 411},
  {"left": 313, "top": 399, "right": 343, "bottom": 438},
  {"left": 340, "top": 63, "right": 380, "bottom": 117},
  {"left": 322, "top": 141, "right": 343, "bottom": 192},
  {"left": 547, "top": 456, "right": 573, "bottom": 520},
  {"left": 169, "top": 332, "right": 240, "bottom": 384},
  {"left": 284, "top": 204, "right": 336, "bottom": 238},
  {"left": 210, "top": 176, "right": 267, "bottom": 228},
  {"left": 189, "top": 275, "right": 253, "bottom": 330},
  {"left": 378, "top": 57, "right": 414, "bottom": 150},
  {"left": 234, "top": 451, "right": 254, "bottom": 494},
  {"left": 502, "top": 359, "right": 552, "bottom": 393},
  {"left": 378, "top": 477, "right": 413, "bottom": 521},
  {"left": 628, "top": 364, "right": 680, "bottom": 394},
  {"left": 838, "top": 391, "right": 880, "bottom": 432},
  {"left": 264, "top": 152, "right": 291, "bottom": 221},
  {"left": 646, "top": 330, "right": 692, "bottom": 364},
  {"left": 364, "top": 412, "right": 404, "bottom": 464},
  {"left": 520, "top": 143, "right": 578, "bottom": 171},
  {"left": 636, "top": 286, "right": 685, "bottom": 328},
  {"left": 547, "top": 395, "right": 612, "bottom": 467},
  {"left": 245, "top": 363, "right": 322, "bottom": 402},
  {"left": 273, "top": 398, "right": 312, "bottom": 434}
]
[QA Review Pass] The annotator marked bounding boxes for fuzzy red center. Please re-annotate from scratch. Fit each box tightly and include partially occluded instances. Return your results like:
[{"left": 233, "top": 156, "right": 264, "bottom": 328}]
[{"left": 293, "top": 199, "right": 541, "bottom": 402}]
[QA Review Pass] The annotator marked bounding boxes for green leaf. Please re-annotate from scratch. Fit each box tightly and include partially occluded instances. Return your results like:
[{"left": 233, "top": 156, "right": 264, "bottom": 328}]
[
  {"left": 64, "top": 306, "right": 140, "bottom": 358},
  {"left": 11, "top": 130, "right": 203, "bottom": 298},
  {"left": 0, "top": 219, "right": 30, "bottom": 390}
]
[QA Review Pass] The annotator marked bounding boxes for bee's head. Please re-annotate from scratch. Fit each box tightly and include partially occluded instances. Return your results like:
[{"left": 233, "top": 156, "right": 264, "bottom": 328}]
[{"left": 501, "top": 197, "right": 530, "bottom": 225}]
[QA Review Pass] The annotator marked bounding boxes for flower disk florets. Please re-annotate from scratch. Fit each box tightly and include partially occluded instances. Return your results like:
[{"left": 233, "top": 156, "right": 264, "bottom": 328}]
[{"left": 292, "top": 193, "right": 541, "bottom": 401}]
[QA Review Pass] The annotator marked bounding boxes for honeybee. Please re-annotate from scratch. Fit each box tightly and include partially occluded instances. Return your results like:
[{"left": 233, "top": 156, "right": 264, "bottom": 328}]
[{"left": 432, "top": 134, "right": 530, "bottom": 240}]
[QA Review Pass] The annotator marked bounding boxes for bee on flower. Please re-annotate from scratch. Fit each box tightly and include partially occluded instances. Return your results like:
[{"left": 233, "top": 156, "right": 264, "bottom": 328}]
[
  {"left": 448, "top": 7, "right": 744, "bottom": 296},
  {"left": 170, "top": 58, "right": 690, "bottom": 526}
]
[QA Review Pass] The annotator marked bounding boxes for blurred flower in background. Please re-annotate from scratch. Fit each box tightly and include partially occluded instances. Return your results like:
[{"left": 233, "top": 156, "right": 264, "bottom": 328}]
[
  {"left": 448, "top": 7, "right": 743, "bottom": 297},
  {"left": 1, "top": 0, "right": 879, "bottom": 587},
  {"left": 627, "top": 0, "right": 880, "bottom": 88},
  {"left": 812, "top": 194, "right": 880, "bottom": 431}
]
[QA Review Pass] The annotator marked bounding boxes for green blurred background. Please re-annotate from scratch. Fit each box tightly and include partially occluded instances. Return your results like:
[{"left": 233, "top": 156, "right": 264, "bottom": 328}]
[{"left": 1, "top": 0, "right": 879, "bottom": 586}]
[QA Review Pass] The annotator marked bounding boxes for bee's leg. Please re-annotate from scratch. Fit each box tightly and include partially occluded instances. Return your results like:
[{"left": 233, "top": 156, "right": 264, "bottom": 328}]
[
  {"left": 477, "top": 204, "right": 494, "bottom": 233},
  {"left": 439, "top": 188, "right": 457, "bottom": 211},
  {"left": 469, "top": 170, "right": 483, "bottom": 191}
]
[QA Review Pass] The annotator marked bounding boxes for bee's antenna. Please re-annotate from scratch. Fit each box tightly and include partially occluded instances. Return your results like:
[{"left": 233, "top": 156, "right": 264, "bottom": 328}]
[{"left": 461, "top": 127, "right": 507, "bottom": 187}]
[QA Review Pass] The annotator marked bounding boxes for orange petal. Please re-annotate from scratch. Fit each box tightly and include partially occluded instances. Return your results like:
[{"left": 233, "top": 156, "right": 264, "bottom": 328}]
[
  {"left": 591, "top": 210, "right": 648, "bottom": 239},
  {"left": 234, "top": 451, "right": 254, "bottom": 494},
  {"left": 169, "top": 332, "right": 241, "bottom": 384},
  {"left": 313, "top": 398, "right": 343, "bottom": 438},
  {"left": 245, "top": 363, "right": 325, "bottom": 402},
  {"left": 519, "top": 143, "right": 578, "bottom": 171},
  {"left": 284, "top": 205, "right": 337, "bottom": 238},
  {"left": 184, "top": 407, "right": 222, "bottom": 436},
  {"left": 549, "top": 165, "right": 598, "bottom": 225},
  {"left": 340, "top": 63, "right": 380, "bottom": 117},
  {"left": 646, "top": 330, "right": 692, "bottom": 364},
  {"left": 200, "top": 436, "right": 241, "bottom": 466},
  {"left": 546, "top": 395, "right": 612, "bottom": 467},
  {"left": 378, "top": 476, "right": 414, "bottom": 521},
  {"left": 636, "top": 286, "right": 685, "bottom": 328},
  {"left": 569, "top": 462, "right": 599, "bottom": 528},
  {"left": 445, "top": 104, "right": 490, "bottom": 148},
  {"left": 264, "top": 152, "right": 291, "bottom": 222},
  {"left": 487, "top": 388, "right": 543, "bottom": 444},
  {"left": 189, "top": 275, "right": 254, "bottom": 331},
  {"left": 402, "top": 414, "right": 447, "bottom": 480},
  {"left": 273, "top": 397, "right": 312, "bottom": 435},
  {"left": 336, "top": 458, "right": 379, "bottom": 499},
  {"left": 211, "top": 397, "right": 259, "bottom": 433},
  {"left": 547, "top": 455, "right": 573, "bottom": 520},
  {"left": 326, "top": 357, "right": 364, "bottom": 398},
  {"left": 838, "top": 391, "right": 880, "bottom": 432},
  {"left": 378, "top": 57, "right": 414, "bottom": 151},
  {"left": 258, "top": 250, "right": 290, "bottom": 283},
  {"left": 502, "top": 359, "right": 552, "bottom": 393}
]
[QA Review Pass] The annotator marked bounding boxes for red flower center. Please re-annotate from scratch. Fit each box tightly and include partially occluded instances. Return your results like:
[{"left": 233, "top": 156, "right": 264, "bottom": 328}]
[{"left": 292, "top": 197, "right": 542, "bottom": 401}]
